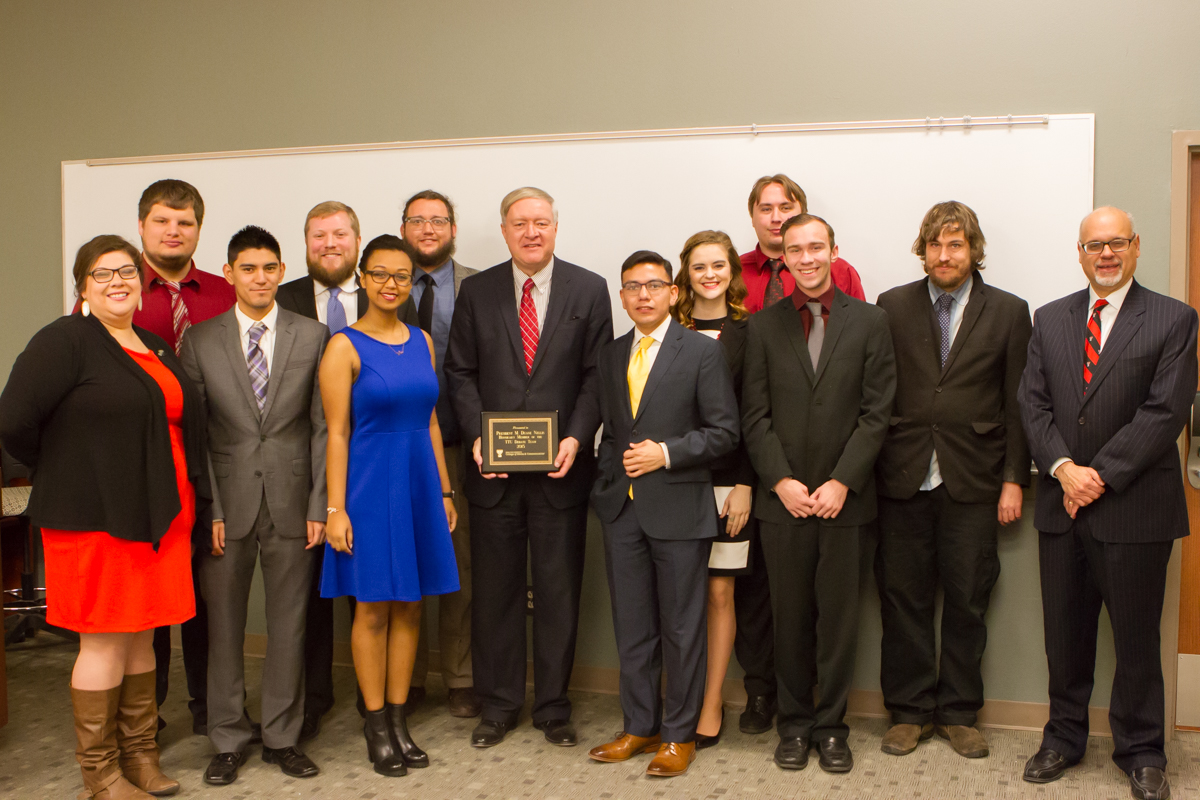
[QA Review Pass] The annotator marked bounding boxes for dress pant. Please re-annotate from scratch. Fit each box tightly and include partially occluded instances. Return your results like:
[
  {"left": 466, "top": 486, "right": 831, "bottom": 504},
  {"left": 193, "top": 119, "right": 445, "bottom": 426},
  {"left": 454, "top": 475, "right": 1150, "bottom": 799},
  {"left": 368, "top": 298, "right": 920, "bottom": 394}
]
[
  {"left": 412, "top": 443, "right": 473, "bottom": 690},
  {"left": 469, "top": 474, "right": 587, "bottom": 725},
  {"left": 733, "top": 532, "right": 775, "bottom": 698},
  {"left": 602, "top": 500, "right": 710, "bottom": 743},
  {"left": 200, "top": 496, "right": 315, "bottom": 753},
  {"left": 302, "top": 546, "right": 336, "bottom": 718},
  {"left": 153, "top": 548, "right": 208, "bottom": 720},
  {"left": 760, "top": 520, "right": 861, "bottom": 740},
  {"left": 1038, "top": 518, "right": 1172, "bottom": 771},
  {"left": 875, "top": 486, "right": 1000, "bottom": 726}
]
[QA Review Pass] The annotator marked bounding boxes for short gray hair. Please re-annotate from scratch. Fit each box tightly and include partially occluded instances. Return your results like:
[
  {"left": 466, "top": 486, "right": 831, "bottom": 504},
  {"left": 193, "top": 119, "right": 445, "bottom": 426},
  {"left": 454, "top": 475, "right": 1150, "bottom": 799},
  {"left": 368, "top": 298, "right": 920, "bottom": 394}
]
[{"left": 500, "top": 187, "right": 557, "bottom": 223}]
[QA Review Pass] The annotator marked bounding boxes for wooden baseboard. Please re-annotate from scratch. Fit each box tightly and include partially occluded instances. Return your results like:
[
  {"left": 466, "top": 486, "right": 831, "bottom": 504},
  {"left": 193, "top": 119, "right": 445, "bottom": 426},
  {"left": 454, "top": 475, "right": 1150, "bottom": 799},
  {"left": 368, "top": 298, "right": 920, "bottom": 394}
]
[{"left": 239, "top": 633, "right": 1112, "bottom": 738}]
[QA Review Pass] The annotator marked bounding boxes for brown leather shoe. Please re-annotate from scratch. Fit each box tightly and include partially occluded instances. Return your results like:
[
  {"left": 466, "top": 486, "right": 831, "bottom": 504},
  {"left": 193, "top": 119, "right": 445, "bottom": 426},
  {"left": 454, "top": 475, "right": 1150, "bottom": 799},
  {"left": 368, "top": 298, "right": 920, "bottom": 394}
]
[
  {"left": 115, "top": 671, "right": 179, "bottom": 796},
  {"left": 935, "top": 724, "right": 989, "bottom": 758},
  {"left": 448, "top": 687, "right": 482, "bottom": 718},
  {"left": 588, "top": 732, "right": 662, "bottom": 762},
  {"left": 880, "top": 722, "right": 934, "bottom": 755},
  {"left": 72, "top": 684, "right": 154, "bottom": 799},
  {"left": 645, "top": 742, "right": 696, "bottom": 777}
]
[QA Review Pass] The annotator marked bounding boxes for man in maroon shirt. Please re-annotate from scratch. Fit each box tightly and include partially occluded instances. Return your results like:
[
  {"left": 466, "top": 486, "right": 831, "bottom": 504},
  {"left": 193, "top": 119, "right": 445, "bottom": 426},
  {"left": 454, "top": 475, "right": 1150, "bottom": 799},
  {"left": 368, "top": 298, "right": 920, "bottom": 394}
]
[
  {"left": 740, "top": 174, "right": 865, "bottom": 314},
  {"left": 134, "top": 180, "right": 236, "bottom": 736}
]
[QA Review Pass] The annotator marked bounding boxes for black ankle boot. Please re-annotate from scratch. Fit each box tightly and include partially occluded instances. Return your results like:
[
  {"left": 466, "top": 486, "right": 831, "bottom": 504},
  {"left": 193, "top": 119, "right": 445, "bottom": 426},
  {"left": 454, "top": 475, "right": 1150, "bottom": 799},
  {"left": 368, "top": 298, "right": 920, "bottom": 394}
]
[
  {"left": 386, "top": 702, "right": 429, "bottom": 767},
  {"left": 363, "top": 708, "right": 407, "bottom": 777}
]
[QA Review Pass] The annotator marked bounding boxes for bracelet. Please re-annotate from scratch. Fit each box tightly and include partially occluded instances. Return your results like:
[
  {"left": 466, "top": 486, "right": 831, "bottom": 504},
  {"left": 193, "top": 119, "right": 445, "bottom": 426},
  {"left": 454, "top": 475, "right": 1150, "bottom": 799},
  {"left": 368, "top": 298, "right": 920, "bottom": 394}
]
[
  {"left": 442, "top": 491, "right": 455, "bottom": 499},
  {"left": 326, "top": 507, "right": 340, "bottom": 515}
]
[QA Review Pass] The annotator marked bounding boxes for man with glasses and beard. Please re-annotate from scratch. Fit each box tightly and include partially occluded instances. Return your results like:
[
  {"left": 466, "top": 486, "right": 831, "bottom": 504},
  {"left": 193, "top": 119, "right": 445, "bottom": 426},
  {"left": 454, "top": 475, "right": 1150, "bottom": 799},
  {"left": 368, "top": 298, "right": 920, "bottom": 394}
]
[
  {"left": 399, "top": 190, "right": 480, "bottom": 718},
  {"left": 276, "top": 201, "right": 417, "bottom": 739}
]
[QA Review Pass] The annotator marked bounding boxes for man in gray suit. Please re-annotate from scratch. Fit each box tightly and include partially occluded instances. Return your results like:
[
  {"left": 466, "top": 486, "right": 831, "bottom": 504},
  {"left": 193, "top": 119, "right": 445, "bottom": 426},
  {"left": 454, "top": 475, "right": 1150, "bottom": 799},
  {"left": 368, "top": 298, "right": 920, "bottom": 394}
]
[
  {"left": 181, "top": 226, "right": 330, "bottom": 786},
  {"left": 400, "top": 190, "right": 481, "bottom": 718}
]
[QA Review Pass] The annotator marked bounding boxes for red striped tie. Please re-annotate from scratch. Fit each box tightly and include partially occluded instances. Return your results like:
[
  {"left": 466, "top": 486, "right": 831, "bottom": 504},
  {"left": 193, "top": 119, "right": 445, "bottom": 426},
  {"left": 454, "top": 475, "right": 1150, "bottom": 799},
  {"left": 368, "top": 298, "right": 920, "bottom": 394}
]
[
  {"left": 519, "top": 278, "right": 539, "bottom": 374},
  {"left": 1083, "top": 298, "right": 1108, "bottom": 391},
  {"left": 162, "top": 280, "right": 192, "bottom": 355}
]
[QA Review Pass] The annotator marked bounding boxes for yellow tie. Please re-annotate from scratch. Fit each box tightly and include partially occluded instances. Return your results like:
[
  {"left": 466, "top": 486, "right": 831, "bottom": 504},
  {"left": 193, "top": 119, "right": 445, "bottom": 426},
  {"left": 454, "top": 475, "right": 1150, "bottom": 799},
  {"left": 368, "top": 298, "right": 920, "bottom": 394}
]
[{"left": 627, "top": 336, "right": 654, "bottom": 498}]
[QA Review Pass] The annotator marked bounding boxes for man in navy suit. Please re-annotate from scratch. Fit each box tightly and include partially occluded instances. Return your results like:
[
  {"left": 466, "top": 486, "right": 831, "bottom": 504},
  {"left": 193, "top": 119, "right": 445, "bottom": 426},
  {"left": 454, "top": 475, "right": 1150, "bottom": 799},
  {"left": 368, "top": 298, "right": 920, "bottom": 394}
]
[
  {"left": 1019, "top": 207, "right": 1197, "bottom": 800},
  {"left": 587, "top": 250, "right": 739, "bottom": 778}
]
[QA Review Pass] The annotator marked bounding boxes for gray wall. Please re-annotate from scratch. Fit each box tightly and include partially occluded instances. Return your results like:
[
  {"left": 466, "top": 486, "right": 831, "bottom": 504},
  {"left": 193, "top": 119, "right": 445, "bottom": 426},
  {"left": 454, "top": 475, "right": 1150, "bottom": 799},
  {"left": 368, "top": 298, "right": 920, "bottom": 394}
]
[{"left": 3, "top": 0, "right": 1197, "bottom": 705}]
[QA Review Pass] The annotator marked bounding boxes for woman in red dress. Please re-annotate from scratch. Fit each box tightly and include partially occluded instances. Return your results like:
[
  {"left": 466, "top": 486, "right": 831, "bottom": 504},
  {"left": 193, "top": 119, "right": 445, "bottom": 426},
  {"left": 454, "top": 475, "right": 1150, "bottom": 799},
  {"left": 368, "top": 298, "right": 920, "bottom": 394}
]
[{"left": 0, "top": 236, "right": 210, "bottom": 799}]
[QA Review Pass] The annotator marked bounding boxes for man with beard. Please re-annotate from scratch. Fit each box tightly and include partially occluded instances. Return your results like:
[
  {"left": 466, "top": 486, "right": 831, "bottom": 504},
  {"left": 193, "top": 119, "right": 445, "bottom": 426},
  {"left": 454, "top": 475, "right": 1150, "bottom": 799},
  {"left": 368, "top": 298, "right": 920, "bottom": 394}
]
[
  {"left": 873, "top": 202, "right": 1031, "bottom": 760},
  {"left": 399, "top": 190, "right": 480, "bottom": 718},
  {"left": 276, "top": 200, "right": 417, "bottom": 739}
]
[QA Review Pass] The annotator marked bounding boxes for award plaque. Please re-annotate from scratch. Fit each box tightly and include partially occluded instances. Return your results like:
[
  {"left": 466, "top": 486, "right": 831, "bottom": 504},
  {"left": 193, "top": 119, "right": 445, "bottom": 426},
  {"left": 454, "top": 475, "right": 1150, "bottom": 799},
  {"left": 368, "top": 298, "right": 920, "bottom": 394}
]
[{"left": 481, "top": 411, "right": 559, "bottom": 473}]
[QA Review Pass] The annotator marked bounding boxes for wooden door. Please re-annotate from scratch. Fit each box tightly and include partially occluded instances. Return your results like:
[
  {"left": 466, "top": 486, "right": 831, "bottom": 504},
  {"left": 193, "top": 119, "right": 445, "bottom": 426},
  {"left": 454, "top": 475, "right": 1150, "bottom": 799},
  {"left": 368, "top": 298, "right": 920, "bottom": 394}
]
[{"left": 1178, "top": 149, "right": 1200, "bottom": 729}]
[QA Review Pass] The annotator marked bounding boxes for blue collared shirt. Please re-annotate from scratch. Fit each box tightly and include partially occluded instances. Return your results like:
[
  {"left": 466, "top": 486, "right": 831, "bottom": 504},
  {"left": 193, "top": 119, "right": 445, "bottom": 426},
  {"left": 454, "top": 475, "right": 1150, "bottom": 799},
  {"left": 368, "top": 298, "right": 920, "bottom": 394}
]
[{"left": 410, "top": 258, "right": 459, "bottom": 443}]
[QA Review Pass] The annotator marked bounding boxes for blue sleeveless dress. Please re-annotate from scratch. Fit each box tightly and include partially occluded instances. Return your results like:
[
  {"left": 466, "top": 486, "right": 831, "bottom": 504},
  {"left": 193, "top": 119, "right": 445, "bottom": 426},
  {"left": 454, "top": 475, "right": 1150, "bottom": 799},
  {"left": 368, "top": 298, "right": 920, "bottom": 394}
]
[{"left": 320, "top": 326, "right": 460, "bottom": 602}]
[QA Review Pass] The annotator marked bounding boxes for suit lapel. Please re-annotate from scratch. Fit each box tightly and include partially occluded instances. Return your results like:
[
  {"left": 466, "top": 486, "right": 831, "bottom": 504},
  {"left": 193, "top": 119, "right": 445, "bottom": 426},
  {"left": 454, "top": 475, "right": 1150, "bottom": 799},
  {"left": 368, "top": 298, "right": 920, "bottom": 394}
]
[
  {"left": 634, "top": 322, "right": 683, "bottom": 422},
  {"left": 1066, "top": 289, "right": 1089, "bottom": 399},
  {"left": 1081, "top": 281, "right": 1146, "bottom": 407},
  {"left": 615, "top": 330, "right": 636, "bottom": 421},
  {"left": 261, "top": 311, "right": 293, "bottom": 422},
  {"left": 941, "top": 276, "right": 987, "bottom": 377},
  {"left": 782, "top": 301, "right": 817, "bottom": 386},
  {"left": 496, "top": 261, "right": 528, "bottom": 374},
  {"left": 530, "top": 259, "right": 568, "bottom": 377},
  {"left": 221, "top": 311, "right": 262, "bottom": 421},
  {"left": 812, "top": 290, "right": 849, "bottom": 385}
]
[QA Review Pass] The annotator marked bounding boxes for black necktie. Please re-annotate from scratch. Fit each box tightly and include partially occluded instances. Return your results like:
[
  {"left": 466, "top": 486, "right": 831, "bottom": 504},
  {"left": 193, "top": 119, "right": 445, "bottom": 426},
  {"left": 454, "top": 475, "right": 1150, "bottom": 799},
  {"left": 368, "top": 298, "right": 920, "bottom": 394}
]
[
  {"left": 763, "top": 260, "right": 786, "bottom": 308},
  {"left": 417, "top": 273, "right": 435, "bottom": 333}
]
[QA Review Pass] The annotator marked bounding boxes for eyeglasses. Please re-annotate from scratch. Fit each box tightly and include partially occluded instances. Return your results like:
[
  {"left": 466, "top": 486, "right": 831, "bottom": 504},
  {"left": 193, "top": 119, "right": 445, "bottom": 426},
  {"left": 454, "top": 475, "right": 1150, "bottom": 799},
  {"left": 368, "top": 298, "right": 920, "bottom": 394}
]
[
  {"left": 621, "top": 280, "right": 671, "bottom": 294},
  {"left": 404, "top": 216, "right": 451, "bottom": 230},
  {"left": 89, "top": 265, "right": 140, "bottom": 283},
  {"left": 1081, "top": 237, "right": 1134, "bottom": 255},
  {"left": 363, "top": 269, "right": 412, "bottom": 286}
]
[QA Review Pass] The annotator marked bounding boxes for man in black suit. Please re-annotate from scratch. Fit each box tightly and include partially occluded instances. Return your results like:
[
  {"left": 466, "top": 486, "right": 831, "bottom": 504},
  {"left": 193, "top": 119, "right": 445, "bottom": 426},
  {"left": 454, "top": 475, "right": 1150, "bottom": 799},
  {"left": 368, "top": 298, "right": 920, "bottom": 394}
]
[
  {"left": 1018, "top": 206, "right": 1196, "bottom": 800},
  {"left": 741, "top": 213, "right": 895, "bottom": 774},
  {"left": 445, "top": 187, "right": 613, "bottom": 748},
  {"left": 874, "top": 202, "right": 1032, "bottom": 760},
  {"left": 586, "top": 251, "right": 739, "bottom": 778},
  {"left": 275, "top": 200, "right": 416, "bottom": 738}
]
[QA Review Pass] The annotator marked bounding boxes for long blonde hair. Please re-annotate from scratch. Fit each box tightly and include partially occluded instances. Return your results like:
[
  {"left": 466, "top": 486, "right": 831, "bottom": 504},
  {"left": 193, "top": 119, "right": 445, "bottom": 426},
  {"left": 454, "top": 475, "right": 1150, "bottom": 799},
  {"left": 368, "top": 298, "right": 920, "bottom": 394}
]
[{"left": 672, "top": 230, "right": 748, "bottom": 329}]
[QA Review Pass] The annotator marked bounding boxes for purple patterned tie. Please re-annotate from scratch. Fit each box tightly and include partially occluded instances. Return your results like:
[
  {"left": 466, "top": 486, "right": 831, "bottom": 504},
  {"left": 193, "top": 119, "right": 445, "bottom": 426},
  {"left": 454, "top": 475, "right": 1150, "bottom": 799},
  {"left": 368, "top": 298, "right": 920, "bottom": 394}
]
[{"left": 247, "top": 322, "right": 268, "bottom": 411}]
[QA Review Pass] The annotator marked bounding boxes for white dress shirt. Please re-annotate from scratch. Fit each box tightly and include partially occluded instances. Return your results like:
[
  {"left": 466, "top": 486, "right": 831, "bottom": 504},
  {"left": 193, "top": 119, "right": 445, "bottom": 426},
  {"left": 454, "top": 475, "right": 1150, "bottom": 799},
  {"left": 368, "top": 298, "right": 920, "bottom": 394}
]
[
  {"left": 234, "top": 302, "right": 279, "bottom": 374},
  {"left": 512, "top": 258, "right": 554, "bottom": 331},
  {"left": 922, "top": 273, "right": 973, "bottom": 491},
  {"left": 314, "top": 274, "right": 359, "bottom": 327},
  {"left": 1050, "top": 278, "right": 1134, "bottom": 478},
  {"left": 628, "top": 315, "right": 673, "bottom": 469}
]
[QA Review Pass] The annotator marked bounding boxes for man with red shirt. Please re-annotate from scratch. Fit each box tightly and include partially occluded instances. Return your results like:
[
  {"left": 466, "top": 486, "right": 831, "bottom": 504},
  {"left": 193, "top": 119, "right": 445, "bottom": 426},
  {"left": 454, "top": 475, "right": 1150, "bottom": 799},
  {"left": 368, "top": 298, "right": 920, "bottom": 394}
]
[
  {"left": 734, "top": 174, "right": 867, "bottom": 738},
  {"left": 740, "top": 174, "right": 865, "bottom": 313},
  {"left": 135, "top": 179, "right": 236, "bottom": 735}
]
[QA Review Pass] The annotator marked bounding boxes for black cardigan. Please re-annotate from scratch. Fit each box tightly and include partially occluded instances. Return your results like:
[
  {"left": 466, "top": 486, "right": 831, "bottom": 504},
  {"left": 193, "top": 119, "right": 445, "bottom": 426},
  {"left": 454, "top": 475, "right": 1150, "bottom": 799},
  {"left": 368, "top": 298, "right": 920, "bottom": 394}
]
[
  {"left": 698, "top": 315, "right": 757, "bottom": 488},
  {"left": 0, "top": 313, "right": 211, "bottom": 546}
]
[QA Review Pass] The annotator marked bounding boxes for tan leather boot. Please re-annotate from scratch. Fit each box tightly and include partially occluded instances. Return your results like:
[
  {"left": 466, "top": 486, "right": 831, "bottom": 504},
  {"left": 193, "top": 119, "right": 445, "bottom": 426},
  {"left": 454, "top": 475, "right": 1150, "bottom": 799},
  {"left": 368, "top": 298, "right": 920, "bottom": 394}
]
[
  {"left": 72, "top": 685, "right": 154, "bottom": 800},
  {"left": 116, "top": 672, "right": 179, "bottom": 796}
]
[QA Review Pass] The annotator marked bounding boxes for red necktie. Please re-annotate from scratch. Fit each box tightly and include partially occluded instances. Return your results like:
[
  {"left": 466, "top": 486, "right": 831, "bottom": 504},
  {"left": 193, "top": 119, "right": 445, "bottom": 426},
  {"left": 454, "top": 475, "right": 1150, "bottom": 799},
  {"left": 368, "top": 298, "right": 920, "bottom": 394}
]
[
  {"left": 519, "top": 278, "right": 539, "bottom": 374},
  {"left": 763, "top": 259, "right": 787, "bottom": 308},
  {"left": 1083, "top": 298, "right": 1108, "bottom": 391},
  {"left": 162, "top": 280, "right": 192, "bottom": 355}
]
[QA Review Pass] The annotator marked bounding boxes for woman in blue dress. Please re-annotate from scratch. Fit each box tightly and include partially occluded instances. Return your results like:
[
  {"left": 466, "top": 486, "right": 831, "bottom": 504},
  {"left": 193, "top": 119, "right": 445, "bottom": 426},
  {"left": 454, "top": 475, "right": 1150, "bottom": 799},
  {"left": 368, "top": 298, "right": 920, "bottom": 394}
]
[{"left": 319, "top": 234, "right": 459, "bottom": 777}]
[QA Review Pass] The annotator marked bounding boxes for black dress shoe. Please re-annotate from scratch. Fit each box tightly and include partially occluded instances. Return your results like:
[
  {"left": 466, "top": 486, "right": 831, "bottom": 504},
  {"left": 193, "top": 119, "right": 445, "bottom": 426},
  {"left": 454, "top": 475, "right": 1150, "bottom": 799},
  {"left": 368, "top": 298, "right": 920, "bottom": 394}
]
[
  {"left": 1022, "top": 747, "right": 1075, "bottom": 783},
  {"left": 774, "top": 736, "right": 810, "bottom": 770},
  {"left": 192, "top": 711, "right": 208, "bottom": 737},
  {"left": 816, "top": 736, "right": 853, "bottom": 773},
  {"left": 300, "top": 708, "right": 322, "bottom": 742},
  {"left": 471, "top": 719, "right": 513, "bottom": 748},
  {"left": 262, "top": 745, "right": 320, "bottom": 778},
  {"left": 695, "top": 710, "right": 724, "bottom": 750},
  {"left": 1129, "top": 766, "right": 1171, "bottom": 800},
  {"left": 740, "top": 694, "right": 776, "bottom": 735},
  {"left": 534, "top": 719, "right": 577, "bottom": 746},
  {"left": 203, "top": 752, "right": 245, "bottom": 786}
]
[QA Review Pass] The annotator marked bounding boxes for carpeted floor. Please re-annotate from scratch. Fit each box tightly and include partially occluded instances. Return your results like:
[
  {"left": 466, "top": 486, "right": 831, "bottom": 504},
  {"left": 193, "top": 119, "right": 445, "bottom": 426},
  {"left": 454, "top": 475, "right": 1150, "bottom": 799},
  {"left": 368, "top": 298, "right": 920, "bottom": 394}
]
[{"left": 2, "top": 636, "right": 1198, "bottom": 799}]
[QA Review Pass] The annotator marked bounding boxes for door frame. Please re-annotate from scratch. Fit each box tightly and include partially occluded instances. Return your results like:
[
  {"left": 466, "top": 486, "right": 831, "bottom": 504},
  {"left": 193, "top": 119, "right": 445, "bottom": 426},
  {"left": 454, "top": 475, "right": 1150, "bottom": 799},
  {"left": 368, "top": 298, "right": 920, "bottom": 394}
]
[{"left": 1168, "top": 129, "right": 1200, "bottom": 734}]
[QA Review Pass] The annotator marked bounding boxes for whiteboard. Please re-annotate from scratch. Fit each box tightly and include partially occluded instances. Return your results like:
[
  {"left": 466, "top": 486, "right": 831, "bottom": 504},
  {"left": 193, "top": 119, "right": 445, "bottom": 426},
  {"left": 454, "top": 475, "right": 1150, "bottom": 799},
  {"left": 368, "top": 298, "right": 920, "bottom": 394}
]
[{"left": 62, "top": 114, "right": 1094, "bottom": 328}]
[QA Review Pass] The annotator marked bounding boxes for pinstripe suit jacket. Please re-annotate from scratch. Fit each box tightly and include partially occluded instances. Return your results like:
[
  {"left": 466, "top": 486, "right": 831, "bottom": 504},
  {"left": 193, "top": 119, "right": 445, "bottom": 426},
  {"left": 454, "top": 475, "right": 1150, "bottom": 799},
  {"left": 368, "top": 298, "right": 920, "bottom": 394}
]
[{"left": 1018, "top": 279, "right": 1197, "bottom": 542}]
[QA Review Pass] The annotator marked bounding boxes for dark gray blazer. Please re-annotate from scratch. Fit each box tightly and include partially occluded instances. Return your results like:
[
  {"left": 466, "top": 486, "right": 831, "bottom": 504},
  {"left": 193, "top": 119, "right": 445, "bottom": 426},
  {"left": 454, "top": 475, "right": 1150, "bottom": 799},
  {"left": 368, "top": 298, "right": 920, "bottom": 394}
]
[
  {"left": 591, "top": 319, "right": 739, "bottom": 539},
  {"left": 1018, "top": 279, "right": 1197, "bottom": 542},
  {"left": 741, "top": 289, "right": 896, "bottom": 527},
  {"left": 875, "top": 275, "right": 1032, "bottom": 503},
  {"left": 180, "top": 306, "right": 330, "bottom": 540}
]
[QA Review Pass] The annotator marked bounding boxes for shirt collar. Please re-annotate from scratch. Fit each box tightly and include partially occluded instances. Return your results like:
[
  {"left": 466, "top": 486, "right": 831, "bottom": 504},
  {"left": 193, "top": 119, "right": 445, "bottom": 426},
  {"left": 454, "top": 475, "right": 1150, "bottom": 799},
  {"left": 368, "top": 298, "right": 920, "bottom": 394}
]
[
  {"left": 419, "top": 258, "right": 455, "bottom": 286},
  {"left": 635, "top": 315, "right": 672, "bottom": 346},
  {"left": 1089, "top": 278, "right": 1133, "bottom": 313},
  {"left": 792, "top": 282, "right": 836, "bottom": 313},
  {"left": 234, "top": 302, "right": 278, "bottom": 338},
  {"left": 145, "top": 258, "right": 198, "bottom": 288},
  {"left": 927, "top": 272, "right": 974, "bottom": 306},
  {"left": 317, "top": 273, "right": 359, "bottom": 297},
  {"left": 748, "top": 244, "right": 780, "bottom": 273},
  {"left": 513, "top": 257, "right": 555, "bottom": 292}
]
